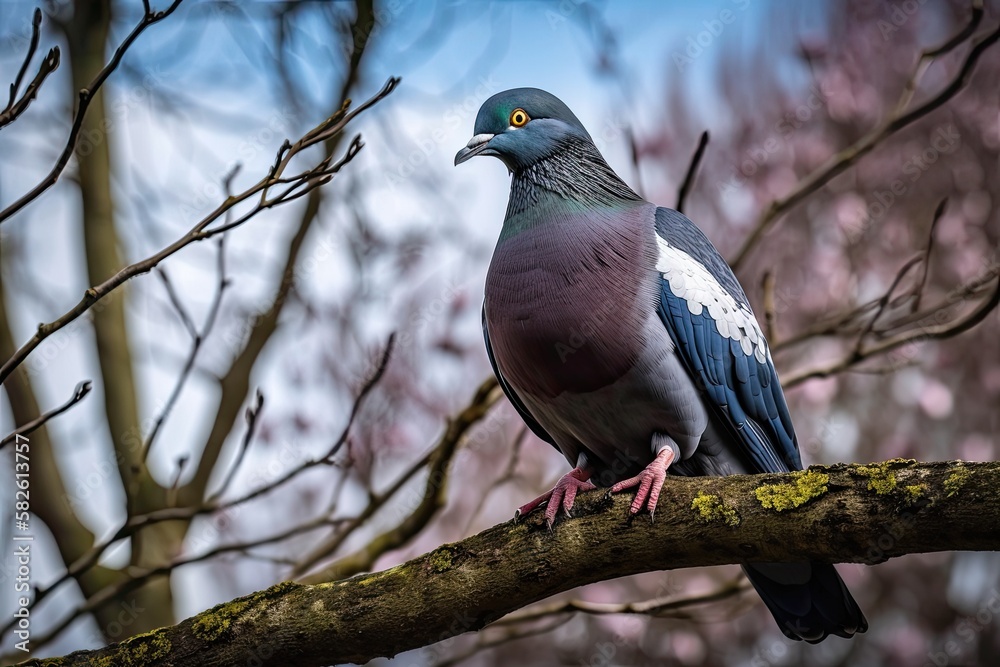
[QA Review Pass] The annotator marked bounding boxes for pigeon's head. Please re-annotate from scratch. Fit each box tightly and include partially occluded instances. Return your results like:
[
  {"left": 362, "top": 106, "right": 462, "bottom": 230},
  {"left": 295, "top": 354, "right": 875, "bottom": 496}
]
[{"left": 454, "top": 88, "right": 593, "bottom": 172}]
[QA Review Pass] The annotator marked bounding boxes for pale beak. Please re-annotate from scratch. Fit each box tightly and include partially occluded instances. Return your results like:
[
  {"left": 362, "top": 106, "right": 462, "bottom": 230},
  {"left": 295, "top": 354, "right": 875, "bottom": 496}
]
[{"left": 454, "top": 133, "right": 495, "bottom": 165}]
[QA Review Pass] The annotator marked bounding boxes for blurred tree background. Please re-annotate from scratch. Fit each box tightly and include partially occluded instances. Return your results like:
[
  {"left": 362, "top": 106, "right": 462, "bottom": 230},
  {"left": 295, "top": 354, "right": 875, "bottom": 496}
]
[{"left": 0, "top": 0, "right": 998, "bottom": 665}]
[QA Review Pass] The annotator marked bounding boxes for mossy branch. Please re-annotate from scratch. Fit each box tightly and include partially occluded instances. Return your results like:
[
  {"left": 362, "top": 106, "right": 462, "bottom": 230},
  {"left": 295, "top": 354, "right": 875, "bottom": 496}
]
[{"left": 15, "top": 460, "right": 999, "bottom": 667}]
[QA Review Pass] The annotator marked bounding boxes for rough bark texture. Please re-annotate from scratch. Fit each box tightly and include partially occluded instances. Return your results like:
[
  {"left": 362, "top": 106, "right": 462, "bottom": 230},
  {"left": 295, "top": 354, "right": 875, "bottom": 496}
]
[{"left": 16, "top": 460, "right": 999, "bottom": 667}]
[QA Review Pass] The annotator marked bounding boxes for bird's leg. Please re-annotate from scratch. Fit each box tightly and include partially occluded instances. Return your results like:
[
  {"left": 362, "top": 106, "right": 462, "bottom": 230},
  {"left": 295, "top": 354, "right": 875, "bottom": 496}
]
[
  {"left": 515, "top": 455, "right": 596, "bottom": 528},
  {"left": 609, "top": 436, "right": 678, "bottom": 519}
]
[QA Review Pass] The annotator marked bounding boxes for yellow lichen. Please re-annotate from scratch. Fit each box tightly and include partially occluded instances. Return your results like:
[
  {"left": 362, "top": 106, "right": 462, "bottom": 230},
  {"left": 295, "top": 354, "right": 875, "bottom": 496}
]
[
  {"left": 192, "top": 581, "right": 299, "bottom": 642},
  {"left": 904, "top": 484, "right": 925, "bottom": 503},
  {"left": 754, "top": 470, "right": 829, "bottom": 512},
  {"left": 430, "top": 547, "right": 454, "bottom": 572},
  {"left": 944, "top": 466, "right": 971, "bottom": 498},
  {"left": 691, "top": 492, "right": 741, "bottom": 526},
  {"left": 856, "top": 461, "right": 898, "bottom": 495}
]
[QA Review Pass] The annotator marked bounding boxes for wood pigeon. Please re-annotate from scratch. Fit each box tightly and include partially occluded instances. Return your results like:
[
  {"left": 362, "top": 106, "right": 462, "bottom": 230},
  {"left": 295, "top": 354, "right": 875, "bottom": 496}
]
[{"left": 455, "top": 88, "right": 868, "bottom": 643}]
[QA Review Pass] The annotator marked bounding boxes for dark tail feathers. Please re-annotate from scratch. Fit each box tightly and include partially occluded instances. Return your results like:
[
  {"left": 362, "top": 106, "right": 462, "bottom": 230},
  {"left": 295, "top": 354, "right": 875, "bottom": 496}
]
[{"left": 742, "top": 562, "right": 868, "bottom": 643}]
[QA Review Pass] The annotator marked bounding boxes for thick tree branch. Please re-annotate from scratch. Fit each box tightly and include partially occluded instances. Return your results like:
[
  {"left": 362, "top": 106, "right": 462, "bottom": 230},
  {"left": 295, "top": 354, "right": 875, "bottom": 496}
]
[{"left": 18, "top": 460, "right": 999, "bottom": 667}]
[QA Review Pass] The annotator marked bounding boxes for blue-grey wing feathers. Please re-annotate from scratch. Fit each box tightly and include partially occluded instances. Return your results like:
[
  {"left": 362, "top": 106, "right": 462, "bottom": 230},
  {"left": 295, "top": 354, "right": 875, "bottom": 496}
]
[{"left": 653, "top": 207, "right": 802, "bottom": 474}]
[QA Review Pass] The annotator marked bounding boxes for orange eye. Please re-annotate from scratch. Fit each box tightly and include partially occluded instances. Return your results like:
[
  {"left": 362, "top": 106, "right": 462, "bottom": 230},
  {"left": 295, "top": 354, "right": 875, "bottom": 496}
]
[{"left": 510, "top": 108, "right": 529, "bottom": 127}]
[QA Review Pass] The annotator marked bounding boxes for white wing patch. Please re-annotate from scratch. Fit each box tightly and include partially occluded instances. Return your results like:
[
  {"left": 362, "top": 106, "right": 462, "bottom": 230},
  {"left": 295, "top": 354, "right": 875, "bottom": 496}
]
[{"left": 655, "top": 236, "right": 770, "bottom": 364}]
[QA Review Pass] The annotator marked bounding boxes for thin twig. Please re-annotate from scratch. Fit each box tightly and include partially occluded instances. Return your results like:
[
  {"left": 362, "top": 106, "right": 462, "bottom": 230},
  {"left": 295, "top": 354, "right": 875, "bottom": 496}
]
[
  {"left": 0, "top": 8, "right": 61, "bottom": 130},
  {"left": 461, "top": 425, "right": 528, "bottom": 535},
  {"left": 0, "top": 380, "right": 92, "bottom": 450},
  {"left": 156, "top": 269, "right": 198, "bottom": 340},
  {"left": 912, "top": 198, "right": 947, "bottom": 313},
  {"left": 0, "top": 0, "right": 185, "bottom": 221},
  {"left": 785, "top": 274, "right": 1000, "bottom": 387},
  {"left": 294, "top": 377, "right": 503, "bottom": 582},
  {"left": 676, "top": 130, "right": 709, "bottom": 214},
  {"left": 0, "top": 76, "right": 400, "bottom": 384},
  {"left": 892, "top": 0, "right": 984, "bottom": 116},
  {"left": 141, "top": 236, "right": 229, "bottom": 461},
  {"left": 434, "top": 616, "right": 573, "bottom": 667},
  {"left": 852, "top": 254, "right": 924, "bottom": 356},
  {"left": 208, "top": 388, "right": 264, "bottom": 504},
  {"left": 496, "top": 578, "right": 750, "bottom": 626},
  {"left": 761, "top": 270, "right": 777, "bottom": 344},
  {"left": 772, "top": 261, "right": 998, "bottom": 355},
  {"left": 731, "top": 17, "right": 999, "bottom": 269},
  {"left": 0, "top": 334, "right": 396, "bottom": 639}
]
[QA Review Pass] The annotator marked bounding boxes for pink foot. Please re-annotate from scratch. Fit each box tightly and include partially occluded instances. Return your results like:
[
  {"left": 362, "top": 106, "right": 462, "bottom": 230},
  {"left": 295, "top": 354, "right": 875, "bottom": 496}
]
[
  {"left": 516, "top": 466, "right": 596, "bottom": 527},
  {"left": 609, "top": 447, "right": 675, "bottom": 517}
]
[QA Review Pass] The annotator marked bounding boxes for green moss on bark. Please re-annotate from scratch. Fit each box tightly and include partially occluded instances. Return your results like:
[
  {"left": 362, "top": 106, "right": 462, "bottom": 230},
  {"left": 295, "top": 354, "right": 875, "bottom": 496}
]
[
  {"left": 945, "top": 466, "right": 971, "bottom": 497},
  {"left": 430, "top": 548, "right": 454, "bottom": 572},
  {"left": 91, "top": 629, "right": 170, "bottom": 667},
  {"left": 192, "top": 581, "right": 300, "bottom": 642}
]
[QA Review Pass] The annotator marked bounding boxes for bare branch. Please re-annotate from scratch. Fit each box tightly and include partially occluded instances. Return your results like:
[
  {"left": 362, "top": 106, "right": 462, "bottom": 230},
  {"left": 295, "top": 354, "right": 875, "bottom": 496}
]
[
  {"left": 911, "top": 198, "right": 947, "bottom": 313},
  {"left": 433, "top": 616, "right": 573, "bottom": 667},
  {"left": 0, "top": 380, "right": 91, "bottom": 450},
  {"left": 141, "top": 236, "right": 229, "bottom": 461},
  {"left": 15, "top": 460, "right": 999, "bottom": 667},
  {"left": 294, "top": 377, "right": 503, "bottom": 581},
  {"left": 0, "top": 77, "right": 400, "bottom": 384},
  {"left": 0, "top": 9, "right": 60, "bottom": 130},
  {"left": 851, "top": 253, "right": 924, "bottom": 357},
  {"left": 675, "top": 130, "right": 709, "bottom": 214},
  {"left": 461, "top": 425, "right": 528, "bottom": 534},
  {"left": 208, "top": 388, "right": 264, "bottom": 504},
  {"left": 761, "top": 270, "right": 777, "bottom": 343},
  {"left": 497, "top": 579, "right": 749, "bottom": 626},
  {"left": 730, "top": 15, "right": 999, "bottom": 269},
  {"left": 0, "top": 0, "right": 185, "bottom": 222},
  {"left": 892, "top": 0, "right": 984, "bottom": 116},
  {"left": 785, "top": 274, "right": 1000, "bottom": 387},
  {"left": 0, "top": 334, "right": 395, "bottom": 640}
]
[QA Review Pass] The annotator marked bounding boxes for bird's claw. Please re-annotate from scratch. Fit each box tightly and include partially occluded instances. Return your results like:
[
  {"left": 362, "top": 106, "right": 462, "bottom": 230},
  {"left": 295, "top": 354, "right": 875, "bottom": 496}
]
[
  {"left": 516, "top": 466, "right": 596, "bottom": 527},
  {"left": 609, "top": 447, "right": 674, "bottom": 517}
]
